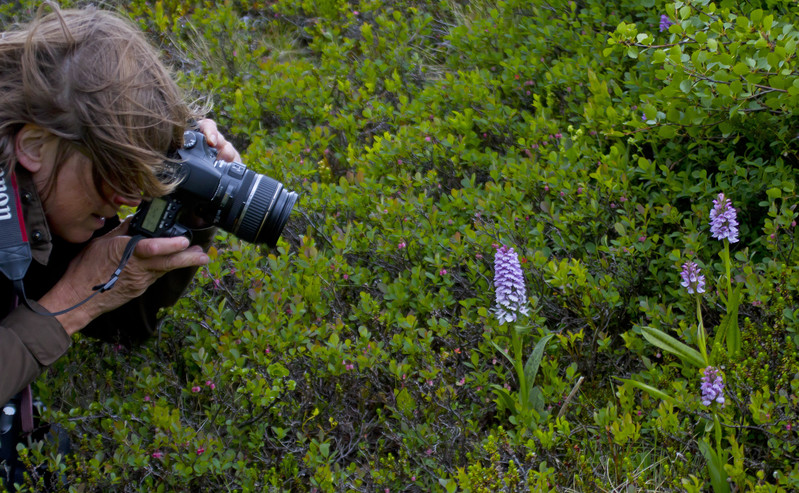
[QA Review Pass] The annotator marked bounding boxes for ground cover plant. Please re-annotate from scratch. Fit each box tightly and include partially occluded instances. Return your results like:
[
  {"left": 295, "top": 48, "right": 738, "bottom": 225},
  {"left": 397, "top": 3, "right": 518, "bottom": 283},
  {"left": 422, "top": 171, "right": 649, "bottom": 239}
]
[{"left": 2, "top": 0, "right": 799, "bottom": 491}]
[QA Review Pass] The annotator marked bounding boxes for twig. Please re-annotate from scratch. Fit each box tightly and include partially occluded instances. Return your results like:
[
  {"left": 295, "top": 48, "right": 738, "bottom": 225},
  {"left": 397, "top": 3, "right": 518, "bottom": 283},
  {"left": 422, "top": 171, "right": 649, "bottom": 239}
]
[{"left": 558, "top": 375, "right": 584, "bottom": 419}]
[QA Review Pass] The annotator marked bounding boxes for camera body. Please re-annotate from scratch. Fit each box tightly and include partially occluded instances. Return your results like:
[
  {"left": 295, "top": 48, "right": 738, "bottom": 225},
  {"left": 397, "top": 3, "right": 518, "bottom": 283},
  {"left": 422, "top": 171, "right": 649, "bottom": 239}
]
[{"left": 129, "top": 130, "right": 297, "bottom": 247}]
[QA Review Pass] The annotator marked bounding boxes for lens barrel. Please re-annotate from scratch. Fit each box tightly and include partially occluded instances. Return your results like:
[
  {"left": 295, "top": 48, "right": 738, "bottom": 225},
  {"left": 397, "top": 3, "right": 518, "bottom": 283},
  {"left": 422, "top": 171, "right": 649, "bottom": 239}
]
[{"left": 233, "top": 173, "right": 297, "bottom": 247}]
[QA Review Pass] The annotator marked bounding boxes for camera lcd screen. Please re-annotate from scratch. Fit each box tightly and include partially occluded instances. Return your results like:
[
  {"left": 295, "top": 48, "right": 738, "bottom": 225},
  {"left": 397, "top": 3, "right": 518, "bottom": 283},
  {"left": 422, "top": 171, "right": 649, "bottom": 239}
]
[{"left": 142, "top": 198, "right": 167, "bottom": 233}]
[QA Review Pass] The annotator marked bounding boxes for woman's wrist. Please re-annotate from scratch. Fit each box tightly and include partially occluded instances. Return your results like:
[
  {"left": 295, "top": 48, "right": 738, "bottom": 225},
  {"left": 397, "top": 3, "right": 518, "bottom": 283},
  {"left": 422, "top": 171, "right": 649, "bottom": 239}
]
[{"left": 37, "top": 287, "right": 95, "bottom": 336}]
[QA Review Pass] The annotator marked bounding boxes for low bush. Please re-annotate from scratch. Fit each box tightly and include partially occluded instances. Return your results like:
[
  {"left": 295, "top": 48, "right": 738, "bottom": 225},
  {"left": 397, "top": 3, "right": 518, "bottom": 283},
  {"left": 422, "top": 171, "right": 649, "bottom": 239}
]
[{"left": 4, "top": 0, "right": 799, "bottom": 491}]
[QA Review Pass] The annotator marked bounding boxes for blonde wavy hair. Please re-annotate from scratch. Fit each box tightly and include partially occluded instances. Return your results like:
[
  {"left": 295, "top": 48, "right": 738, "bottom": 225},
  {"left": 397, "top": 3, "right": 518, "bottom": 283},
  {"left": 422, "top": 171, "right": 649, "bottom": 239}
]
[{"left": 0, "top": 2, "right": 203, "bottom": 199}]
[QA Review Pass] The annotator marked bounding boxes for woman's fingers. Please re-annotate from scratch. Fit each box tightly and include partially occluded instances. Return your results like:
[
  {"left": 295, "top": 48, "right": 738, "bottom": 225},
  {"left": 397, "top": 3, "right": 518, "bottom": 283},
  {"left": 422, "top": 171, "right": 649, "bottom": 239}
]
[
  {"left": 198, "top": 118, "right": 241, "bottom": 163},
  {"left": 141, "top": 243, "right": 209, "bottom": 272},
  {"left": 133, "top": 235, "right": 190, "bottom": 258}
]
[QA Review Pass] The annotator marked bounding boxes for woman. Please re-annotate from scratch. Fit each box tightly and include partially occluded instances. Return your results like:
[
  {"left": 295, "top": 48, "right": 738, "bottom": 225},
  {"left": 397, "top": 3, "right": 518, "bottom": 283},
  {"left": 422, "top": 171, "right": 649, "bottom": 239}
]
[{"left": 0, "top": 5, "right": 239, "bottom": 403}]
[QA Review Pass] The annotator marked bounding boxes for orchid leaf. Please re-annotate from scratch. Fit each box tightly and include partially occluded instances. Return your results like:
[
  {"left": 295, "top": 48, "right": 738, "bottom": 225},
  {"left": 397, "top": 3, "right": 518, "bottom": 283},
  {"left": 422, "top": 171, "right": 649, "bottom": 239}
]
[
  {"left": 617, "top": 378, "right": 676, "bottom": 405},
  {"left": 523, "top": 333, "right": 554, "bottom": 389},
  {"left": 698, "top": 439, "right": 731, "bottom": 493},
  {"left": 641, "top": 326, "right": 705, "bottom": 368}
]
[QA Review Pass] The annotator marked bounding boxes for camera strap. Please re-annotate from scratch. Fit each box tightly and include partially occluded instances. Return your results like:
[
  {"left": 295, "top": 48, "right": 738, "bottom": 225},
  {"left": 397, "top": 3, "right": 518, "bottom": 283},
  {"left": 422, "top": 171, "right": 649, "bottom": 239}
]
[
  {"left": 0, "top": 168, "right": 32, "bottom": 290},
  {"left": 0, "top": 169, "right": 145, "bottom": 317}
]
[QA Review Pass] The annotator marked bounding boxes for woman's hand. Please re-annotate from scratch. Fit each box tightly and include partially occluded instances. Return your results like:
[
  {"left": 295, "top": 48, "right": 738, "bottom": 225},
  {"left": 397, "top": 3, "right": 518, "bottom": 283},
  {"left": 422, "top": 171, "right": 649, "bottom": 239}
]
[
  {"left": 198, "top": 118, "right": 241, "bottom": 163},
  {"left": 37, "top": 218, "right": 210, "bottom": 336}
]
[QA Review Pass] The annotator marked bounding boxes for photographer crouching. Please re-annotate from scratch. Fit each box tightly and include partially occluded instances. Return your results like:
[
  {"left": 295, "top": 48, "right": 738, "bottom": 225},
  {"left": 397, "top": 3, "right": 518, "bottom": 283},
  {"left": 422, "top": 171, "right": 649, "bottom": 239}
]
[{"left": 0, "top": 4, "right": 295, "bottom": 487}]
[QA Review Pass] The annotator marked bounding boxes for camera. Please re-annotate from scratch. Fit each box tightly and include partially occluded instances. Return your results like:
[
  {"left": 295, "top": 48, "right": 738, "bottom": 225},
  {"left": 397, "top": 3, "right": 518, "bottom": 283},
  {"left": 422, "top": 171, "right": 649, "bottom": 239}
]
[{"left": 130, "top": 130, "right": 297, "bottom": 247}]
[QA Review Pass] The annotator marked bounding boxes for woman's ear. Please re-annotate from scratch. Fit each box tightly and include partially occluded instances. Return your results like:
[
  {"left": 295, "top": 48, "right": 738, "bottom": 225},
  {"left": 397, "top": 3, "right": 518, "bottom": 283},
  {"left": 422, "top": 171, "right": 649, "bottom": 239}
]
[{"left": 15, "top": 124, "right": 53, "bottom": 173}]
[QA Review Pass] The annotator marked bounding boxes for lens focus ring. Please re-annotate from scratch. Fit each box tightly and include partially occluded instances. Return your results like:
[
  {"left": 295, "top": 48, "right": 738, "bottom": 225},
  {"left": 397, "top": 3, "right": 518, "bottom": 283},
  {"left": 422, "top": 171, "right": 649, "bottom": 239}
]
[{"left": 236, "top": 175, "right": 277, "bottom": 243}]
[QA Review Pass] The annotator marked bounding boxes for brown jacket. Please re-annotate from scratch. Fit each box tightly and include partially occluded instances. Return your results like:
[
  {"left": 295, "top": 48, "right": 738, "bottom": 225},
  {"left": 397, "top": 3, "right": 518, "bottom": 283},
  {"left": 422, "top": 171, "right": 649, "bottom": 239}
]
[{"left": 0, "top": 170, "right": 214, "bottom": 403}]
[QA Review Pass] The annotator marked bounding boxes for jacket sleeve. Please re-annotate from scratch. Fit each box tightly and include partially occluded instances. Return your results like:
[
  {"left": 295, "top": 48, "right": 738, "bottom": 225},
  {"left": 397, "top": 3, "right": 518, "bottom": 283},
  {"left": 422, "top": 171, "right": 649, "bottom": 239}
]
[
  {"left": 80, "top": 227, "right": 217, "bottom": 346},
  {"left": 0, "top": 301, "right": 71, "bottom": 404}
]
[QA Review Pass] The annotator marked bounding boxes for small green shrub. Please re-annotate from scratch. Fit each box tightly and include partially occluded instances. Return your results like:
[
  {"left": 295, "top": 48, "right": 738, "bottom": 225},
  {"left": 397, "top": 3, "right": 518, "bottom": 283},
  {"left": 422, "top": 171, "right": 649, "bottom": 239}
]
[{"left": 2, "top": 0, "right": 797, "bottom": 492}]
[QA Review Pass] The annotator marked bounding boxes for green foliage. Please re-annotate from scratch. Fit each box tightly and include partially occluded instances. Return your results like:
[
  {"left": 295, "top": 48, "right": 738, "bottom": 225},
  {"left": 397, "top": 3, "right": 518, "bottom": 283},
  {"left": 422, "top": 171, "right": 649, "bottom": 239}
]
[
  {"left": 3, "top": 0, "right": 799, "bottom": 491},
  {"left": 491, "top": 329, "right": 555, "bottom": 429}
]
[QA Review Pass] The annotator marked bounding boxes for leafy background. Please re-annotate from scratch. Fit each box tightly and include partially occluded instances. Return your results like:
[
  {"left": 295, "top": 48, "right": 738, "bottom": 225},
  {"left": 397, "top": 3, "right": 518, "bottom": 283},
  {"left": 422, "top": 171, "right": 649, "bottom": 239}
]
[{"left": 2, "top": 0, "right": 798, "bottom": 491}]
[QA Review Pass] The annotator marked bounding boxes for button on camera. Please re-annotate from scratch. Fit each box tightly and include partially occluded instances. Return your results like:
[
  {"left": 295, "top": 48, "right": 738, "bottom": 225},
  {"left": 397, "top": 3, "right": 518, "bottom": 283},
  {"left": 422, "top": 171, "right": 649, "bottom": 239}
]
[
  {"left": 229, "top": 163, "right": 246, "bottom": 179},
  {"left": 183, "top": 131, "right": 197, "bottom": 149}
]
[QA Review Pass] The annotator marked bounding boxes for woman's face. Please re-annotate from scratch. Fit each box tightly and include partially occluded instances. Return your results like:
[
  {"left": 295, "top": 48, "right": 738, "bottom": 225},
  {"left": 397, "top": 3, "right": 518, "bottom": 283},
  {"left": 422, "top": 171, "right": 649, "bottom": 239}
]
[
  {"left": 37, "top": 151, "right": 135, "bottom": 243},
  {"left": 17, "top": 127, "right": 141, "bottom": 243}
]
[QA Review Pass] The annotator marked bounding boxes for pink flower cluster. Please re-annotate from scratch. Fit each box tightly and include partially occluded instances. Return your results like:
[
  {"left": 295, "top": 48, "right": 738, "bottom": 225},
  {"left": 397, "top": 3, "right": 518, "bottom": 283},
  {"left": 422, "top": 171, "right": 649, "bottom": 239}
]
[
  {"left": 700, "top": 366, "right": 725, "bottom": 406},
  {"left": 709, "top": 192, "right": 739, "bottom": 243},
  {"left": 680, "top": 261, "right": 705, "bottom": 295},
  {"left": 493, "top": 245, "right": 529, "bottom": 324}
]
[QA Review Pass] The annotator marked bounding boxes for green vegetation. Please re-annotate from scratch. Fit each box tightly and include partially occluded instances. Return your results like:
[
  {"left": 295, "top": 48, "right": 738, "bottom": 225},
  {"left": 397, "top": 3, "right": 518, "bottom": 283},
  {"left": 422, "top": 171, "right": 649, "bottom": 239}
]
[{"left": 4, "top": 0, "right": 799, "bottom": 491}]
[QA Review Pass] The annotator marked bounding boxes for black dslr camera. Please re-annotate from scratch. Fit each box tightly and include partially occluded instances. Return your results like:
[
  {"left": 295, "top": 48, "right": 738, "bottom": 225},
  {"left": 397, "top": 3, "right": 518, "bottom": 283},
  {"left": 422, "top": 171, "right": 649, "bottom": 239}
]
[{"left": 130, "top": 130, "right": 297, "bottom": 247}]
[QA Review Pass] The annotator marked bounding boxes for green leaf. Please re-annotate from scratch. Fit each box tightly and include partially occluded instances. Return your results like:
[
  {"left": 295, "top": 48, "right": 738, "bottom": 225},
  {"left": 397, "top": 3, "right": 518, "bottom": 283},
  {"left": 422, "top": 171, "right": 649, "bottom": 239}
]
[
  {"left": 439, "top": 478, "right": 458, "bottom": 493},
  {"left": 529, "top": 387, "right": 545, "bottom": 414},
  {"left": 523, "top": 333, "right": 554, "bottom": 387},
  {"left": 719, "top": 285, "right": 743, "bottom": 356},
  {"left": 763, "top": 14, "right": 773, "bottom": 32},
  {"left": 491, "top": 340, "right": 515, "bottom": 369},
  {"left": 698, "top": 440, "right": 731, "bottom": 493},
  {"left": 658, "top": 125, "right": 676, "bottom": 138},
  {"left": 733, "top": 63, "right": 749, "bottom": 76},
  {"left": 395, "top": 388, "right": 416, "bottom": 417},
  {"left": 617, "top": 378, "right": 676, "bottom": 404},
  {"left": 641, "top": 326, "right": 705, "bottom": 368},
  {"left": 786, "top": 38, "right": 797, "bottom": 56},
  {"left": 491, "top": 384, "right": 517, "bottom": 412},
  {"left": 669, "top": 45, "right": 682, "bottom": 64}
]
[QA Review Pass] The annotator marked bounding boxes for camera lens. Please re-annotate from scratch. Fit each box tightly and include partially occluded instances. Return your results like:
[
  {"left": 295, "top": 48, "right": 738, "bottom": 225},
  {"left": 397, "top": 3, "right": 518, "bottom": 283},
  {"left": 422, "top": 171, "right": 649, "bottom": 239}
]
[
  {"left": 232, "top": 173, "right": 297, "bottom": 247},
  {"left": 152, "top": 131, "right": 299, "bottom": 247}
]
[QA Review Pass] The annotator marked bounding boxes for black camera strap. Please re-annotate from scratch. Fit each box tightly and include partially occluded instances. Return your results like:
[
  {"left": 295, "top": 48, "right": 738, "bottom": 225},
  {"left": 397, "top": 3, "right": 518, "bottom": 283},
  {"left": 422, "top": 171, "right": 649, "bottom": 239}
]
[
  {"left": 0, "top": 168, "right": 32, "bottom": 290},
  {"left": 0, "top": 169, "right": 144, "bottom": 317}
]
